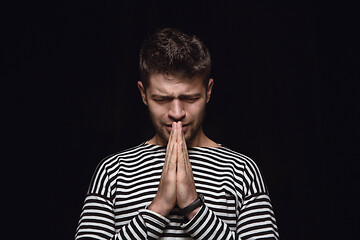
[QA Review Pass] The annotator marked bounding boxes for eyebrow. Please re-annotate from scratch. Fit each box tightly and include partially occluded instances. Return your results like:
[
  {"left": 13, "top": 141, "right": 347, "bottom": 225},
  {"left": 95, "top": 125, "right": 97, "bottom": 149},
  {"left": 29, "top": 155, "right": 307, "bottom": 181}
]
[{"left": 150, "top": 93, "right": 202, "bottom": 99}]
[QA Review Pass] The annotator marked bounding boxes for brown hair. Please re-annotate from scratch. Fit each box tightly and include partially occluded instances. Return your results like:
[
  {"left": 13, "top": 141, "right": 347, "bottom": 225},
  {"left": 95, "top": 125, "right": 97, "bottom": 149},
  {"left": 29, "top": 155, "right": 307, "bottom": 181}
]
[{"left": 139, "top": 28, "right": 211, "bottom": 88}]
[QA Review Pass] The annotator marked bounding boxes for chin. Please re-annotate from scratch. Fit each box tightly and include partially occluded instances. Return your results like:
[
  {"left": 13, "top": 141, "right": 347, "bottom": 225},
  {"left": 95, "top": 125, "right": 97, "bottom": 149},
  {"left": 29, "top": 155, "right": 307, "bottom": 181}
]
[{"left": 157, "top": 129, "right": 170, "bottom": 145}]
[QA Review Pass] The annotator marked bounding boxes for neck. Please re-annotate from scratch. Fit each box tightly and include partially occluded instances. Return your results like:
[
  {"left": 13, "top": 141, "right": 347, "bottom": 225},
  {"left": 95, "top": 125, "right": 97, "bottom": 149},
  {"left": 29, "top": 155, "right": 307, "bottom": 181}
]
[{"left": 188, "top": 130, "right": 220, "bottom": 148}]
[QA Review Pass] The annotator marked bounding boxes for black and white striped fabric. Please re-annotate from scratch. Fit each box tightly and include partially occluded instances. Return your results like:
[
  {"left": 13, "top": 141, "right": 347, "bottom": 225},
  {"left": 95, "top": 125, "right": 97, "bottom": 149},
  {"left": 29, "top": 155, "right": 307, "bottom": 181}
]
[{"left": 76, "top": 143, "right": 279, "bottom": 240}]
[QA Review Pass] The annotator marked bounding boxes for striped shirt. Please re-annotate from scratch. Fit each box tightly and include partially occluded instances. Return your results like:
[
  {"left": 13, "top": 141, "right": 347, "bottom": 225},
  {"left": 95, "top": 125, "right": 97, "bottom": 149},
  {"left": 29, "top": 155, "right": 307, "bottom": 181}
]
[{"left": 76, "top": 143, "right": 279, "bottom": 240}]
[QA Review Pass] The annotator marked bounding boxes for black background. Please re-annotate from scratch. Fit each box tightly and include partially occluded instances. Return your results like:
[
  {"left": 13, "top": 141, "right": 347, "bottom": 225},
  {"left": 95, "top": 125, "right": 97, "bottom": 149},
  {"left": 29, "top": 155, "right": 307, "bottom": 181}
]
[{"left": 6, "top": 0, "right": 359, "bottom": 239}]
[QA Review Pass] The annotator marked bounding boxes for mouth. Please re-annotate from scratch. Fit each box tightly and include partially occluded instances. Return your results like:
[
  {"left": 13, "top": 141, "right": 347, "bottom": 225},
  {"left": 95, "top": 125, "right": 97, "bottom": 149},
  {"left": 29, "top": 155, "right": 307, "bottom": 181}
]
[{"left": 165, "top": 123, "right": 189, "bottom": 133}]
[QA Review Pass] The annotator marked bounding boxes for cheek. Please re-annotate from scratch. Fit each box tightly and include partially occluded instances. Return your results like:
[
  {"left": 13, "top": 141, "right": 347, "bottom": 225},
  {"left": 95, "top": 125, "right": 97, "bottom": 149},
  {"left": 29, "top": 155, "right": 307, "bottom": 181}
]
[
  {"left": 186, "top": 101, "right": 206, "bottom": 118},
  {"left": 148, "top": 104, "right": 168, "bottom": 120}
]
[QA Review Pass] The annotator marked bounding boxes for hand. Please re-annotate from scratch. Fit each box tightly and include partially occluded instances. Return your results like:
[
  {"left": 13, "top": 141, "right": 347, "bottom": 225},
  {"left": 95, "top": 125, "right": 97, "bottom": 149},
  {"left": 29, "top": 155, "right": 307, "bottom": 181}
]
[
  {"left": 148, "top": 122, "right": 178, "bottom": 216},
  {"left": 148, "top": 122, "right": 199, "bottom": 219},
  {"left": 175, "top": 122, "right": 199, "bottom": 219}
]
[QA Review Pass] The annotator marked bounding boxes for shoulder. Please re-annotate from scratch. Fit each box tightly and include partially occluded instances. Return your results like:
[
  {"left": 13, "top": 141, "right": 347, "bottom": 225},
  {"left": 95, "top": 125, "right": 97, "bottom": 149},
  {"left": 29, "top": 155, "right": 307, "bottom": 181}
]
[
  {"left": 96, "top": 142, "right": 163, "bottom": 168},
  {"left": 218, "top": 147, "right": 268, "bottom": 194},
  {"left": 219, "top": 146, "right": 261, "bottom": 169},
  {"left": 218, "top": 147, "right": 265, "bottom": 177},
  {"left": 191, "top": 146, "right": 265, "bottom": 181},
  {"left": 87, "top": 143, "right": 163, "bottom": 195},
  {"left": 189, "top": 145, "right": 257, "bottom": 167}
]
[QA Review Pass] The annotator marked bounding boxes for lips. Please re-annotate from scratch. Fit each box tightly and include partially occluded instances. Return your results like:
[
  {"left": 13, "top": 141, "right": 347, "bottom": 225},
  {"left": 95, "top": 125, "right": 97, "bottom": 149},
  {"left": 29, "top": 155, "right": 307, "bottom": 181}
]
[
  {"left": 166, "top": 125, "right": 173, "bottom": 132},
  {"left": 165, "top": 123, "right": 189, "bottom": 132}
]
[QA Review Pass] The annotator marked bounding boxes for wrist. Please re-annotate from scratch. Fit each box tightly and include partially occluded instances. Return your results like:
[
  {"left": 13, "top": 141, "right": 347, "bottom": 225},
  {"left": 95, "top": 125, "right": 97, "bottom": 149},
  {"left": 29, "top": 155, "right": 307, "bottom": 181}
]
[
  {"left": 179, "top": 194, "right": 205, "bottom": 219},
  {"left": 185, "top": 206, "right": 201, "bottom": 220},
  {"left": 148, "top": 201, "right": 172, "bottom": 217}
]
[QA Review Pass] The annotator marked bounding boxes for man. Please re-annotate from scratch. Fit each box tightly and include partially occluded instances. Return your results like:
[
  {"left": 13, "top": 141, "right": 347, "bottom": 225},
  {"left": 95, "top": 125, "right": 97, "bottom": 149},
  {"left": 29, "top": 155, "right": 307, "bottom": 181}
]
[{"left": 76, "top": 28, "right": 279, "bottom": 239}]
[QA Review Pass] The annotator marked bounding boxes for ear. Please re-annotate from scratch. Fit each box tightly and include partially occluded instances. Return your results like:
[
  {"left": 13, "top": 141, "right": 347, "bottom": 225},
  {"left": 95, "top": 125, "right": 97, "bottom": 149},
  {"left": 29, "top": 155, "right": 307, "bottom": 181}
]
[
  {"left": 206, "top": 78, "right": 214, "bottom": 103},
  {"left": 137, "top": 81, "right": 148, "bottom": 105}
]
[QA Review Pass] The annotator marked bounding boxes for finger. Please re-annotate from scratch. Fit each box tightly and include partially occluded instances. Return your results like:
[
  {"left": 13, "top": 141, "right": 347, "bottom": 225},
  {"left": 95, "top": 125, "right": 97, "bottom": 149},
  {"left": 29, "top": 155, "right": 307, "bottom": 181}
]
[
  {"left": 179, "top": 122, "right": 190, "bottom": 169},
  {"left": 176, "top": 121, "right": 182, "bottom": 143},
  {"left": 177, "top": 122, "right": 187, "bottom": 172},
  {"left": 177, "top": 122, "right": 184, "bottom": 158},
  {"left": 180, "top": 124, "right": 188, "bottom": 154},
  {"left": 165, "top": 138, "right": 174, "bottom": 170},
  {"left": 166, "top": 122, "right": 177, "bottom": 172},
  {"left": 177, "top": 135, "right": 184, "bottom": 173},
  {"left": 175, "top": 122, "right": 181, "bottom": 170},
  {"left": 167, "top": 140, "right": 177, "bottom": 171},
  {"left": 166, "top": 122, "right": 176, "bottom": 153}
]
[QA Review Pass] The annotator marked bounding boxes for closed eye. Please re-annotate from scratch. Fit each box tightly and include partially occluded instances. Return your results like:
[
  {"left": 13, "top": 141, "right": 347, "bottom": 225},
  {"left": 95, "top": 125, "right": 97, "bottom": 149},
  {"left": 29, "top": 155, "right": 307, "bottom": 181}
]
[
  {"left": 152, "top": 96, "right": 172, "bottom": 103},
  {"left": 183, "top": 97, "right": 200, "bottom": 102},
  {"left": 153, "top": 98, "right": 165, "bottom": 103},
  {"left": 151, "top": 94, "right": 201, "bottom": 103},
  {"left": 179, "top": 94, "right": 201, "bottom": 103}
]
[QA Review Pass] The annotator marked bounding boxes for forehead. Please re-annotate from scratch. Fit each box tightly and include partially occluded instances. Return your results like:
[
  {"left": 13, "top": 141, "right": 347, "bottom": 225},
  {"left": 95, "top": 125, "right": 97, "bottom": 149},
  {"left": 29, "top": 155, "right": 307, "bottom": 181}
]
[{"left": 147, "top": 74, "right": 205, "bottom": 95}]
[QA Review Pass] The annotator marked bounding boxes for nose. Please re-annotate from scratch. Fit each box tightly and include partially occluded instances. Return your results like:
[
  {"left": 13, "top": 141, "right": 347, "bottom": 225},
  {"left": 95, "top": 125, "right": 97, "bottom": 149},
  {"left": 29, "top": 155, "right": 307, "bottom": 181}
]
[{"left": 168, "top": 99, "right": 186, "bottom": 121}]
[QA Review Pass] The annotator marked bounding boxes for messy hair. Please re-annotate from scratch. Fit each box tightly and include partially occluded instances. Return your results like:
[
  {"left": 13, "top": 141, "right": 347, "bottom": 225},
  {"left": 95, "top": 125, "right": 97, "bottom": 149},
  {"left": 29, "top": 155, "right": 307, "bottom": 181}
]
[{"left": 139, "top": 28, "right": 211, "bottom": 88}]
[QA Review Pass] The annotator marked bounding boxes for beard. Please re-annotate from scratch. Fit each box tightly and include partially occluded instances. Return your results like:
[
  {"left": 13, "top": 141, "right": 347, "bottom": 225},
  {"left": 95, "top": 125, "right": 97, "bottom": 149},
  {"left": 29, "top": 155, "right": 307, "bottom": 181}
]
[{"left": 148, "top": 109, "right": 206, "bottom": 147}]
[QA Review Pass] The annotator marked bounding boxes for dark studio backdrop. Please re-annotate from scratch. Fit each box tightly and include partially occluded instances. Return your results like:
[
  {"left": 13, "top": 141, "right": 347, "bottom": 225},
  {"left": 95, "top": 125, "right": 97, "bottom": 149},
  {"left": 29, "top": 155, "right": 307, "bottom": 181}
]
[{"left": 6, "top": 0, "right": 359, "bottom": 239}]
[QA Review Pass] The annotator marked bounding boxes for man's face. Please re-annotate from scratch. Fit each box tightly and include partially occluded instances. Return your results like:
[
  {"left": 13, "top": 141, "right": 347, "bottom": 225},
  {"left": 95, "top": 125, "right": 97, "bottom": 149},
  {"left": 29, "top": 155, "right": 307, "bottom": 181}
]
[{"left": 138, "top": 74, "right": 213, "bottom": 147}]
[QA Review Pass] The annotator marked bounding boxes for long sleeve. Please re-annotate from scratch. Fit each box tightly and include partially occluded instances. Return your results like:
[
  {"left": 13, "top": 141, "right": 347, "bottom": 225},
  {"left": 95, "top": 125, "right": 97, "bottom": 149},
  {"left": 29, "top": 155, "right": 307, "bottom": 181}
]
[
  {"left": 180, "top": 156, "right": 279, "bottom": 240},
  {"left": 75, "top": 144, "right": 279, "bottom": 239},
  {"left": 75, "top": 194, "right": 171, "bottom": 240},
  {"left": 75, "top": 155, "right": 170, "bottom": 240}
]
